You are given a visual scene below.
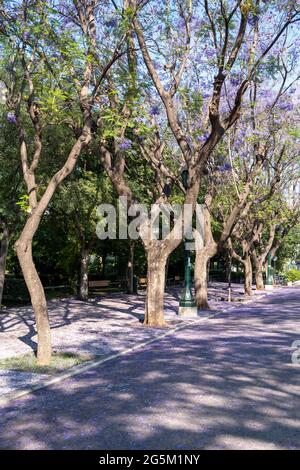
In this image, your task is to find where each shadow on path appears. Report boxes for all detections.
[0,288,299,449]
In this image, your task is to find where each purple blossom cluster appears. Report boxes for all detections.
[22,30,30,41]
[229,76,240,87]
[150,105,160,116]
[6,112,16,124]
[219,163,232,172]
[197,132,209,144]
[277,102,293,112]
[105,17,118,29]
[186,136,194,149]
[248,14,259,27]
[205,48,215,59]
[119,139,132,151]
[202,91,210,99]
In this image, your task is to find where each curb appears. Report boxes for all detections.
[0,310,221,407]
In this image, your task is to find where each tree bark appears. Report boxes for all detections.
[244,255,253,296]
[0,223,9,308]
[194,249,210,309]
[144,247,167,327]
[79,245,89,301]
[165,254,170,289]
[15,215,51,365]
[193,202,217,310]
[255,261,265,290]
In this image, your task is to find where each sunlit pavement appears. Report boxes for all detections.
[0,283,262,397]
[0,286,299,450]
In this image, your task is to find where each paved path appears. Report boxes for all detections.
[0,283,262,397]
[0,287,299,450]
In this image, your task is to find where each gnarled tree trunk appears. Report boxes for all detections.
[15,127,92,365]
[79,245,90,301]
[144,246,168,327]
[0,223,9,308]
[15,214,51,365]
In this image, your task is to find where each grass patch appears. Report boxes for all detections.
[0,351,94,375]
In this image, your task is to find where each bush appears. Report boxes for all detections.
[283,269,300,283]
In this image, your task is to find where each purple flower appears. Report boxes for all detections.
[150,105,160,116]
[119,139,132,151]
[105,17,118,29]
[230,77,240,87]
[219,163,232,172]
[23,30,30,41]
[205,48,215,59]
[223,163,232,171]
[6,112,16,124]
[278,102,293,112]
[196,132,209,144]
[248,15,259,27]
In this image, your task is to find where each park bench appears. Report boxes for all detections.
[88,279,111,294]
[138,277,147,288]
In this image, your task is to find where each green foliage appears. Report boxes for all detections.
[16,195,31,213]
[179,87,203,116]
[283,269,300,283]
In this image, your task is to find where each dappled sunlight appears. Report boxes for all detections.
[0,288,299,449]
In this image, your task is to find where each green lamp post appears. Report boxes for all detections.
[265,253,273,290]
[273,256,277,286]
[178,169,198,317]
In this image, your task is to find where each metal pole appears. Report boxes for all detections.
[179,242,196,309]
[266,253,273,286]
[228,251,232,302]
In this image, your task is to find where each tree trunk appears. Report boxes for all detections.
[193,201,217,310]
[244,255,252,296]
[79,245,89,301]
[144,247,167,327]
[255,261,265,290]
[0,223,9,308]
[165,254,170,289]
[101,251,107,277]
[194,249,210,310]
[15,217,51,365]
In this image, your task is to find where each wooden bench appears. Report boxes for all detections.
[138,277,147,288]
[88,280,111,294]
